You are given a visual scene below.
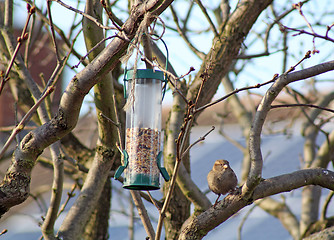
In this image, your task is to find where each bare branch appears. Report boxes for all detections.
[51,0,115,30]
[100,0,123,31]
[193,0,218,36]
[253,169,334,198]
[281,25,334,43]
[180,168,334,239]
[0,86,54,159]
[195,74,279,114]
[244,60,334,196]
[57,184,77,218]
[271,103,334,114]
[46,0,61,62]
[0,3,35,94]
[182,126,215,159]
[170,5,205,59]
[321,190,334,221]
[130,190,155,239]
[41,142,63,240]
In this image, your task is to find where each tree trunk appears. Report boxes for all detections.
[163,79,191,239]
[83,179,111,240]
[164,184,190,239]
[300,186,321,235]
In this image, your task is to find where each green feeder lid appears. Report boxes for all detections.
[125,69,165,81]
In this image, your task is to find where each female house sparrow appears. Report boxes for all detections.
[207,160,238,206]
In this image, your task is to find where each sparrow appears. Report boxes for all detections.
[207,159,238,206]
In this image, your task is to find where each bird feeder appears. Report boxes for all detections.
[114,38,170,190]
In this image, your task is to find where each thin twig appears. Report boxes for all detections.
[271,103,334,114]
[166,67,194,104]
[155,114,193,239]
[25,0,89,66]
[325,23,334,39]
[146,191,161,211]
[47,0,61,62]
[0,125,36,132]
[281,25,334,43]
[284,1,320,53]
[246,1,311,61]
[24,7,35,66]
[284,86,331,142]
[193,0,218,36]
[0,3,35,95]
[181,1,194,33]
[195,73,279,114]
[170,5,205,59]
[0,86,55,159]
[72,35,116,69]
[155,50,216,239]
[40,57,66,97]
[321,190,334,221]
[237,202,260,240]
[155,155,182,240]
[196,50,311,114]
[57,184,77,218]
[181,126,215,159]
[51,0,116,30]
[99,112,120,127]
[293,2,315,34]
[100,0,123,31]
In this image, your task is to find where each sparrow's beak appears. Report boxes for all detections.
[223,164,228,169]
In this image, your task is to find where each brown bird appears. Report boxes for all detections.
[207,159,238,206]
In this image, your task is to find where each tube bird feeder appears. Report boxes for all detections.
[114,38,170,190]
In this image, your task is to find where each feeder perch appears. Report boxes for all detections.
[114,40,170,190]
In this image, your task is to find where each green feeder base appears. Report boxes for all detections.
[123,173,160,190]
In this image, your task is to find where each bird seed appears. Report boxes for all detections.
[125,127,161,176]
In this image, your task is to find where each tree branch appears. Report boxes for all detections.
[244,60,334,196]
[253,169,334,199]
[41,142,63,240]
[193,0,218,36]
[0,3,34,94]
[179,168,334,239]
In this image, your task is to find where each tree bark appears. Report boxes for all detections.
[81,0,114,239]
[303,226,334,240]
[83,179,111,240]
[162,56,191,238]
[300,92,334,234]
